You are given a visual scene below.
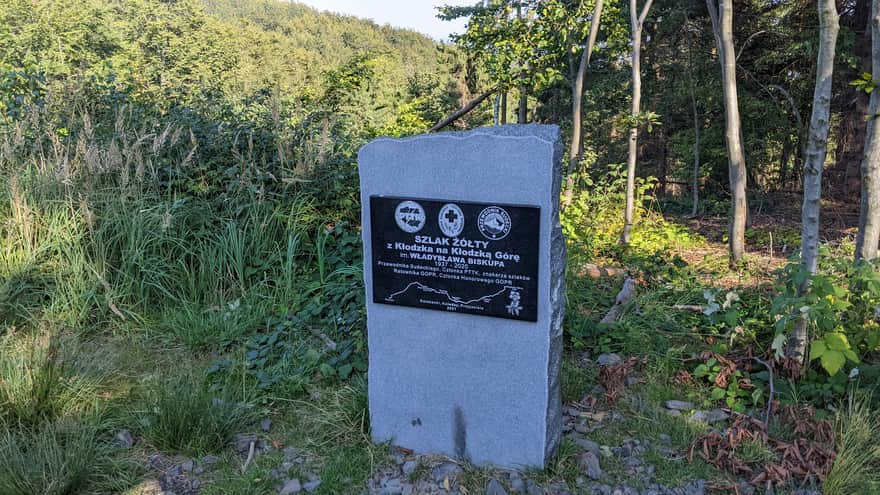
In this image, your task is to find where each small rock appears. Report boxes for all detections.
[261,418,273,432]
[664,400,695,411]
[573,438,601,457]
[114,429,134,449]
[380,478,403,495]
[303,480,321,493]
[691,409,729,423]
[658,434,672,444]
[509,477,525,494]
[280,478,302,494]
[578,451,602,480]
[402,460,418,476]
[178,459,194,473]
[234,434,258,454]
[401,483,414,495]
[201,455,219,467]
[147,454,165,470]
[283,446,301,462]
[431,462,462,483]
[487,478,508,495]
[574,423,591,434]
[624,376,639,386]
[596,354,621,366]
[590,385,606,396]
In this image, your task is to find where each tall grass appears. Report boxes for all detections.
[0,335,102,427]
[134,375,258,455]
[824,393,880,495]
[0,105,326,337]
[0,419,105,495]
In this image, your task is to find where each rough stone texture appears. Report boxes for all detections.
[691,409,729,423]
[664,400,695,411]
[359,125,565,468]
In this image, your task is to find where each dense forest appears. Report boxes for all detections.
[0,0,878,494]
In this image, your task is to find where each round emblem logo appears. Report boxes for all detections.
[438,203,464,237]
[477,206,512,240]
[394,200,426,233]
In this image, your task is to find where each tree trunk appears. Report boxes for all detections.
[563,0,605,207]
[501,92,507,124]
[517,3,528,124]
[707,0,748,264]
[780,133,791,190]
[622,0,654,244]
[690,77,701,217]
[789,0,839,364]
[856,0,880,261]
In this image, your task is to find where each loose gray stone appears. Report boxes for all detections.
[402,460,418,476]
[573,438,601,457]
[658,434,672,444]
[178,459,194,472]
[302,480,321,493]
[359,125,565,468]
[487,478,508,495]
[431,462,462,483]
[280,479,302,494]
[114,429,134,449]
[578,451,602,480]
[664,400,695,411]
[509,477,525,494]
[691,409,729,423]
[261,418,273,432]
[380,478,403,495]
[201,455,219,467]
[596,354,621,366]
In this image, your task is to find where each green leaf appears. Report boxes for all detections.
[809,340,827,361]
[820,350,846,375]
[710,387,726,400]
[824,332,850,351]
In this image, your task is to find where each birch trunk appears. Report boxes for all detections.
[563,0,605,207]
[856,0,880,261]
[707,0,748,263]
[789,0,839,363]
[622,0,653,244]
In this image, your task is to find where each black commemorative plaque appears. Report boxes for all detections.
[369,196,540,321]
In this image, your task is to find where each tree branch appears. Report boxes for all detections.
[429,87,497,132]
